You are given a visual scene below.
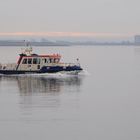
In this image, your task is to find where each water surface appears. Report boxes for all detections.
[0,46,140,140]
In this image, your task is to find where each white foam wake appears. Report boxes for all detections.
[0,70,90,78]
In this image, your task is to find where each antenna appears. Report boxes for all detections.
[21,40,33,55]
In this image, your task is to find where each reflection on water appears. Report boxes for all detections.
[0,75,82,95]
[0,75,83,109]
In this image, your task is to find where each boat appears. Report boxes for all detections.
[0,47,83,75]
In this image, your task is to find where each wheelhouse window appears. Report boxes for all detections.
[28,58,32,64]
[52,59,55,63]
[49,58,53,63]
[33,58,37,64]
[42,58,50,63]
[44,58,47,63]
[46,58,49,63]
[54,58,59,63]
[52,58,56,63]
[57,59,60,63]
[22,58,27,64]
[42,58,46,64]
[37,58,40,64]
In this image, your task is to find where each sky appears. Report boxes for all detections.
[0,0,140,40]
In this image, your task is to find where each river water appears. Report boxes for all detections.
[0,46,140,140]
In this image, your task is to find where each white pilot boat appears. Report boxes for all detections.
[0,47,83,75]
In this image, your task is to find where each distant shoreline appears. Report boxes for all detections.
[0,41,139,46]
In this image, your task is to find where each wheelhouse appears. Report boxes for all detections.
[17,53,61,71]
[20,54,61,64]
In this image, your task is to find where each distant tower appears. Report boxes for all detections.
[134,35,140,45]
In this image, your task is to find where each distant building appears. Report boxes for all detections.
[134,35,140,45]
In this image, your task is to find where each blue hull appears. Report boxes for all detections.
[0,66,83,75]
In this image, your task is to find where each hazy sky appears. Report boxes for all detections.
[0,0,140,38]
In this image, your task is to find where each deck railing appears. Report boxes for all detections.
[0,63,17,70]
